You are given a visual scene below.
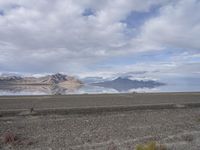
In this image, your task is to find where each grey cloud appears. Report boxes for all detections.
[136,0,200,51]
[0,0,199,74]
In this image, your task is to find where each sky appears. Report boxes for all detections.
[0,0,200,78]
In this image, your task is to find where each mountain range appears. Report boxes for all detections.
[92,77,165,91]
[0,73,166,93]
[0,73,83,89]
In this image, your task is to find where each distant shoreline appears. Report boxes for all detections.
[0,91,199,97]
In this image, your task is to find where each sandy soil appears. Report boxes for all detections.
[0,92,200,111]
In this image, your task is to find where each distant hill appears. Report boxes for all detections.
[0,73,83,88]
[92,77,165,91]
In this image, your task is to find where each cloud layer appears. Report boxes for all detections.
[0,0,199,75]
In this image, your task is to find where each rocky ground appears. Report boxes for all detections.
[1,108,200,150]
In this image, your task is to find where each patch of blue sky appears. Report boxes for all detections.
[183,54,200,63]
[0,4,20,16]
[10,4,21,9]
[87,49,179,72]
[121,5,161,38]
[0,10,4,16]
[97,49,177,67]
[121,5,160,29]
[170,48,200,63]
[82,8,95,16]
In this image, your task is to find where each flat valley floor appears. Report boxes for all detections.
[0,93,200,150]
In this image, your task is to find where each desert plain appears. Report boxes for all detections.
[0,92,200,150]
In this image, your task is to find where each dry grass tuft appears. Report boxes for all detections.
[2,131,18,144]
[1,131,35,147]
[136,141,167,150]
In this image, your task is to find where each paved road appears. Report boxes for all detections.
[0,92,200,111]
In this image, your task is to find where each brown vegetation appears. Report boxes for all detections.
[136,141,167,150]
[2,131,18,144]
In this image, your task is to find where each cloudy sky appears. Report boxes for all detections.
[0,0,200,78]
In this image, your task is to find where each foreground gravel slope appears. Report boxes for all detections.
[1,108,200,150]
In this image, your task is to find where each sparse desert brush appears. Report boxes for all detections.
[2,131,18,144]
[1,131,33,146]
[197,118,200,122]
[136,141,167,150]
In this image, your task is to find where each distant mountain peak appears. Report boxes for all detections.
[115,77,123,80]
[49,73,68,84]
[92,77,165,91]
[0,75,22,81]
[52,73,66,77]
[115,77,128,80]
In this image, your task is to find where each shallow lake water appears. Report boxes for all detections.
[0,75,199,95]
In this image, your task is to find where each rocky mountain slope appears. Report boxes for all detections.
[0,73,83,88]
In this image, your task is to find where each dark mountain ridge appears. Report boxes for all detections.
[92,77,165,91]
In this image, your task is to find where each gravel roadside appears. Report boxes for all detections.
[1,108,200,150]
